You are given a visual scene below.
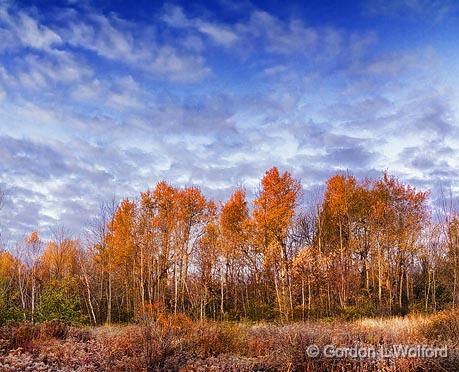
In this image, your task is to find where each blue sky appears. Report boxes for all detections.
[1,0,459,243]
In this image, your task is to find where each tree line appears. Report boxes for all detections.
[1,167,459,324]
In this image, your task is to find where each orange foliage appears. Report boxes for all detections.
[253,166,301,252]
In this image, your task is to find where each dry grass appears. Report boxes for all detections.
[0,312,458,371]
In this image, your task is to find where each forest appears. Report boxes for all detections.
[1,167,458,326]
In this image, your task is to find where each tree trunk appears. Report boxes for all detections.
[107,270,112,325]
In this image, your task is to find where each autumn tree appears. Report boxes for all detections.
[0,250,22,324]
[151,181,178,310]
[1,168,452,323]
[219,188,249,318]
[38,231,85,324]
[174,187,214,314]
[447,217,459,307]
[40,230,79,282]
[105,198,137,321]
[253,167,301,321]
[320,174,357,308]
[195,220,220,320]
[88,199,116,324]
[372,173,428,314]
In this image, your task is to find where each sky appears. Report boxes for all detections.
[1,0,459,244]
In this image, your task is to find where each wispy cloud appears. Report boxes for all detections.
[364,0,457,22]
[0,1,458,243]
[0,5,62,51]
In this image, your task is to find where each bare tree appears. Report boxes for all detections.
[437,186,459,307]
[14,241,28,320]
[76,239,98,325]
[87,197,117,325]
[29,232,43,323]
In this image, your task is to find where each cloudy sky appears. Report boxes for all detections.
[1,0,459,244]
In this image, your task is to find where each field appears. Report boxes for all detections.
[1,311,458,371]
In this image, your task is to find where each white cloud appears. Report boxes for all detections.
[365,0,457,22]
[162,5,238,46]
[0,1,458,244]
[0,5,62,51]
[239,11,318,54]
[195,21,238,45]
[16,12,62,50]
[150,46,210,82]
[0,5,211,84]
[17,52,93,89]
[71,79,103,101]
[162,5,376,63]
[65,14,142,62]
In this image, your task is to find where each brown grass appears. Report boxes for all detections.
[1,311,458,371]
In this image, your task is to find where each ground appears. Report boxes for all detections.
[0,311,458,371]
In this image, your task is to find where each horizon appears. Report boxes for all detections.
[1,0,459,244]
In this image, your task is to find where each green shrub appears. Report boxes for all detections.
[337,295,376,320]
[0,306,23,326]
[36,279,88,325]
[247,300,276,321]
[0,280,23,325]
